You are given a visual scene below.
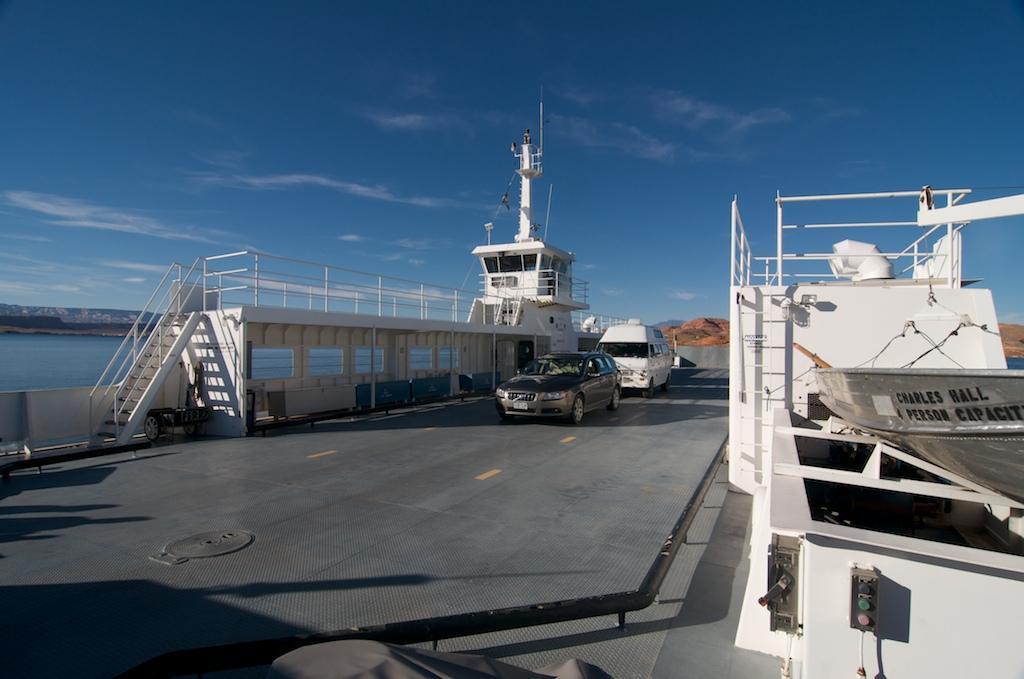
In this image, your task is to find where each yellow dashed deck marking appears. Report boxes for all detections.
[560,436,576,444]
[307,450,338,459]
[475,469,502,481]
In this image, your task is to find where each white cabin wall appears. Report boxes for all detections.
[800,535,1024,679]
[729,285,1005,495]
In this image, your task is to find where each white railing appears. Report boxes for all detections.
[734,189,972,288]
[203,251,478,322]
[731,197,753,286]
[571,311,631,334]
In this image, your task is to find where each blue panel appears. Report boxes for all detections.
[458,374,473,392]
[411,376,451,401]
[355,383,371,407]
[375,380,411,405]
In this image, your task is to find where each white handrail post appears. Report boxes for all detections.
[355,291,359,314]
[324,267,329,312]
[730,198,737,285]
[946,192,955,288]
[308,284,312,310]
[378,276,383,316]
[132,324,138,365]
[219,274,224,311]
[393,296,397,317]
[176,263,183,314]
[203,258,208,312]
[254,254,260,307]
[776,192,784,285]
[453,290,459,322]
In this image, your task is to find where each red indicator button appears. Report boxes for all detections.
[857,613,872,627]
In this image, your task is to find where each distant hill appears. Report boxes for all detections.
[656,317,1024,359]
[0,303,143,325]
[1003,324,1024,358]
[659,318,729,346]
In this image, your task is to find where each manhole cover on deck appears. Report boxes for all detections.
[150,530,254,565]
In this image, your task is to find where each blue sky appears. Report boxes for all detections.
[1,1,1023,323]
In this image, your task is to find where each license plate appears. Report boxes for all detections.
[512,401,530,411]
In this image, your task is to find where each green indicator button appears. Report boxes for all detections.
[858,598,871,611]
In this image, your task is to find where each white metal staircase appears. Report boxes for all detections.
[90,258,204,445]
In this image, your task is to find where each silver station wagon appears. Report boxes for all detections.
[495,352,621,424]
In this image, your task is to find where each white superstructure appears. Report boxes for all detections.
[728,188,1024,678]
[0,114,628,453]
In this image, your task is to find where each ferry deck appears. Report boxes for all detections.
[0,368,777,678]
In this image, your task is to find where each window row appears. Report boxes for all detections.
[250,345,461,379]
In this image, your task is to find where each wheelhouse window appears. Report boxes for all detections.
[484,257,499,273]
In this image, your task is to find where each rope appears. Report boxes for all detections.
[902,322,966,368]
[856,321,913,368]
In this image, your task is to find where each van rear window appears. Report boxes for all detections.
[600,342,649,358]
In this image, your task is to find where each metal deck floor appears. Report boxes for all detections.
[0,368,775,678]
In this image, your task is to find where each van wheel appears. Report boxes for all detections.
[643,380,655,399]
[661,375,670,392]
[569,395,585,425]
[606,387,620,411]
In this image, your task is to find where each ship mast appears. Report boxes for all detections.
[512,105,543,243]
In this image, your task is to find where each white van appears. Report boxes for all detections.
[597,320,673,397]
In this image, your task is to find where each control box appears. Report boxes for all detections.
[850,566,880,632]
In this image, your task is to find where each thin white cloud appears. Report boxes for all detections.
[193,150,251,170]
[670,290,698,301]
[191,172,485,210]
[551,115,675,161]
[652,91,791,137]
[100,259,169,273]
[338,234,365,242]
[602,287,624,297]
[555,85,603,107]
[399,72,437,99]
[362,109,463,132]
[3,191,225,244]
[122,277,146,284]
[407,258,425,266]
[0,232,51,242]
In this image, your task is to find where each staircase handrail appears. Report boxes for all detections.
[109,258,205,428]
[90,262,183,398]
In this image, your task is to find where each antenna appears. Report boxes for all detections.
[484,222,494,245]
[539,92,544,154]
[544,185,553,241]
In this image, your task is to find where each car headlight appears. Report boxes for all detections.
[495,388,507,398]
[541,391,565,401]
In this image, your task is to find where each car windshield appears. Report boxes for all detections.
[600,342,649,358]
[522,357,583,376]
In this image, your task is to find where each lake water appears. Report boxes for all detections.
[2,333,1023,392]
[0,334,123,392]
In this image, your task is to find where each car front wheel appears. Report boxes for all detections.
[569,394,585,425]
[606,387,620,411]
